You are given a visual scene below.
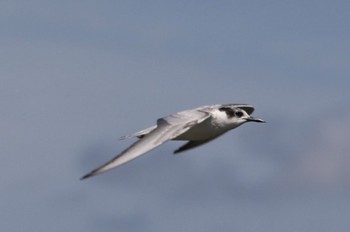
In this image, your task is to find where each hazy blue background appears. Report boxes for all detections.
[1,1,349,231]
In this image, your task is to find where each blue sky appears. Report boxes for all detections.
[1,1,350,231]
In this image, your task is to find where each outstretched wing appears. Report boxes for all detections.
[81,110,211,179]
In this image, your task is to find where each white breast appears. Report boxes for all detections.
[174,111,230,141]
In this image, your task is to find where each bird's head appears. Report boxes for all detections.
[218,104,265,128]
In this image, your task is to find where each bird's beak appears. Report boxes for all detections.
[246,116,266,123]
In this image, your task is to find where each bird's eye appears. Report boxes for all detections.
[235,111,243,118]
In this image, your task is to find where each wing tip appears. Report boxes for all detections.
[80,167,103,180]
[80,171,95,180]
[173,146,186,154]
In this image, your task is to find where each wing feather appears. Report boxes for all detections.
[119,125,157,140]
[81,110,211,179]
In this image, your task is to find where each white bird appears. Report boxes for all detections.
[81,104,265,179]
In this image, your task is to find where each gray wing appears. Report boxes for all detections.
[81,110,211,179]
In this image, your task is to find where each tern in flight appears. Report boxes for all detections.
[81,104,265,179]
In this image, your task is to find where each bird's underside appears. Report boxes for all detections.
[121,124,217,154]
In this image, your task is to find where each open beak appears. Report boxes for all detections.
[246,116,266,123]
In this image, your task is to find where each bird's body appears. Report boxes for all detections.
[171,110,233,141]
[81,104,265,179]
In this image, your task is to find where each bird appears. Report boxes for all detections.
[81,104,265,180]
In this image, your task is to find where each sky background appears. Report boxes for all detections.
[1,1,350,231]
